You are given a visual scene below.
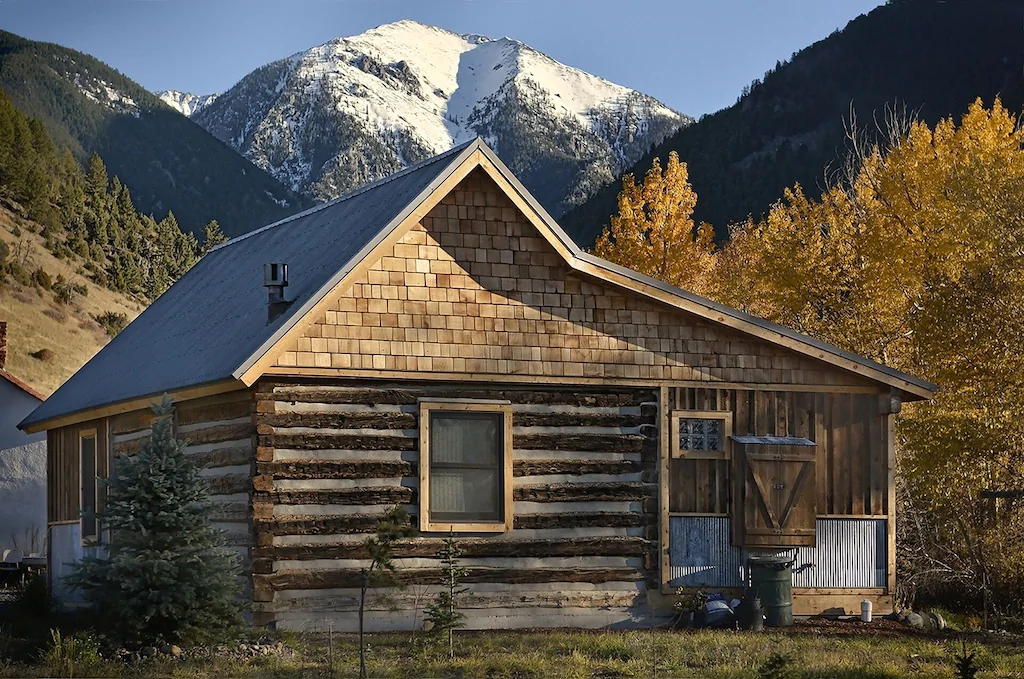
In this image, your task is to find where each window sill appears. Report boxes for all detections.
[420,519,512,534]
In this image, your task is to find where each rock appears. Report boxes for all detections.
[141,646,157,658]
[903,612,925,629]
[169,645,183,658]
[929,611,946,631]
[422,620,434,632]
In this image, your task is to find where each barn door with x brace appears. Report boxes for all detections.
[733,437,817,547]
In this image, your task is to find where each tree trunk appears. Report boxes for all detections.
[359,568,368,679]
[448,573,454,660]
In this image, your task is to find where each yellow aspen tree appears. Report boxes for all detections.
[714,99,1024,603]
[593,151,717,296]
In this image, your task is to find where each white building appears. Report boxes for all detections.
[0,322,47,558]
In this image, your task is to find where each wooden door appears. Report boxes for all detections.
[738,443,817,547]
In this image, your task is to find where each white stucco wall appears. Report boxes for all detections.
[48,522,86,603]
[0,377,46,555]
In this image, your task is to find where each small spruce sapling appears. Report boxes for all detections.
[757,652,796,679]
[424,532,468,659]
[66,396,242,645]
[359,506,415,679]
[954,638,979,679]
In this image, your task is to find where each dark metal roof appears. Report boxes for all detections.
[19,140,476,429]
[21,137,936,431]
[731,435,817,446]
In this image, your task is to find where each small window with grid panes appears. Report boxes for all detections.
[670,411,731,460]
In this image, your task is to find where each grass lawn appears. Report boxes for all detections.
[2,621,1023,678]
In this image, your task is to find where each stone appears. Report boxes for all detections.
[141,646,157,658]
[169,645,183,658]
[902,612,925,629]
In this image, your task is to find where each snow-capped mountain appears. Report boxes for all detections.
[188,20,691,216]
[156,90,219,117]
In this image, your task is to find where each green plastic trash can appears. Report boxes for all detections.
[748,554,795,627]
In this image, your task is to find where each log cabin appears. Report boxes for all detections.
[19,138,936,630]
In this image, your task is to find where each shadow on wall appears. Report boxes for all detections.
[0,440,47,555]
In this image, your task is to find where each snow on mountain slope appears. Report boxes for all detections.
[156,90,219,116]
[193,20,691,216]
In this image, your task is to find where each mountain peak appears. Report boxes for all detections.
[156,90,219,117]
[188,21,691,217]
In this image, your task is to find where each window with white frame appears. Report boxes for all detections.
[670,411,732,460]
[80,430,99,543]
[418,400,512,532]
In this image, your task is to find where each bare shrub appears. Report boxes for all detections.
[43,307,68,323]
[29,348,54,362]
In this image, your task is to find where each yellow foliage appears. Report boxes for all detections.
[713,99,1024,601]
[593,151,717,296]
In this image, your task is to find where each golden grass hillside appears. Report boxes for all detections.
[0,208,143,396]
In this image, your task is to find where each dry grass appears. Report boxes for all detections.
[0,208,143,395]
[2,627,1023,678]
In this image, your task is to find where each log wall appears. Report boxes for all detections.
[250,378,659,630]
[108,391,257,571]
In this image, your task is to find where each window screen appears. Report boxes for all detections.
[429,411,503,523]
[80,435,98,540]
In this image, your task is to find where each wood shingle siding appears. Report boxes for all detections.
[271,169,874,388]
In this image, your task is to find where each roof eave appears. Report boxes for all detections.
[18,378,245,434]
[0,369,46,402]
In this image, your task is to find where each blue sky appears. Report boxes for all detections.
[1,0,885,115]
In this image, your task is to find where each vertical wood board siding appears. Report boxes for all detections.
[47,418,108,523]
[666,388,887,518]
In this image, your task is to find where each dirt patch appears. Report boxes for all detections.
[781,616,933,638]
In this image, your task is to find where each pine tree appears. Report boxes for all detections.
[66,397,242,645]
[201,219,228,254]
[85,154,108,205]
[424,532,468,659]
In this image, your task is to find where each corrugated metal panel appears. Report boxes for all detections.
[668,516,744,588]
[792,518,886,588]
[668,516,886,589]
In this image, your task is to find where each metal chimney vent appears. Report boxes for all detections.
[263,263,290,322]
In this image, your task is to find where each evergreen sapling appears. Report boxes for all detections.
[67,397,242,645]
[424,532,468,659]
[359,506,415,679]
